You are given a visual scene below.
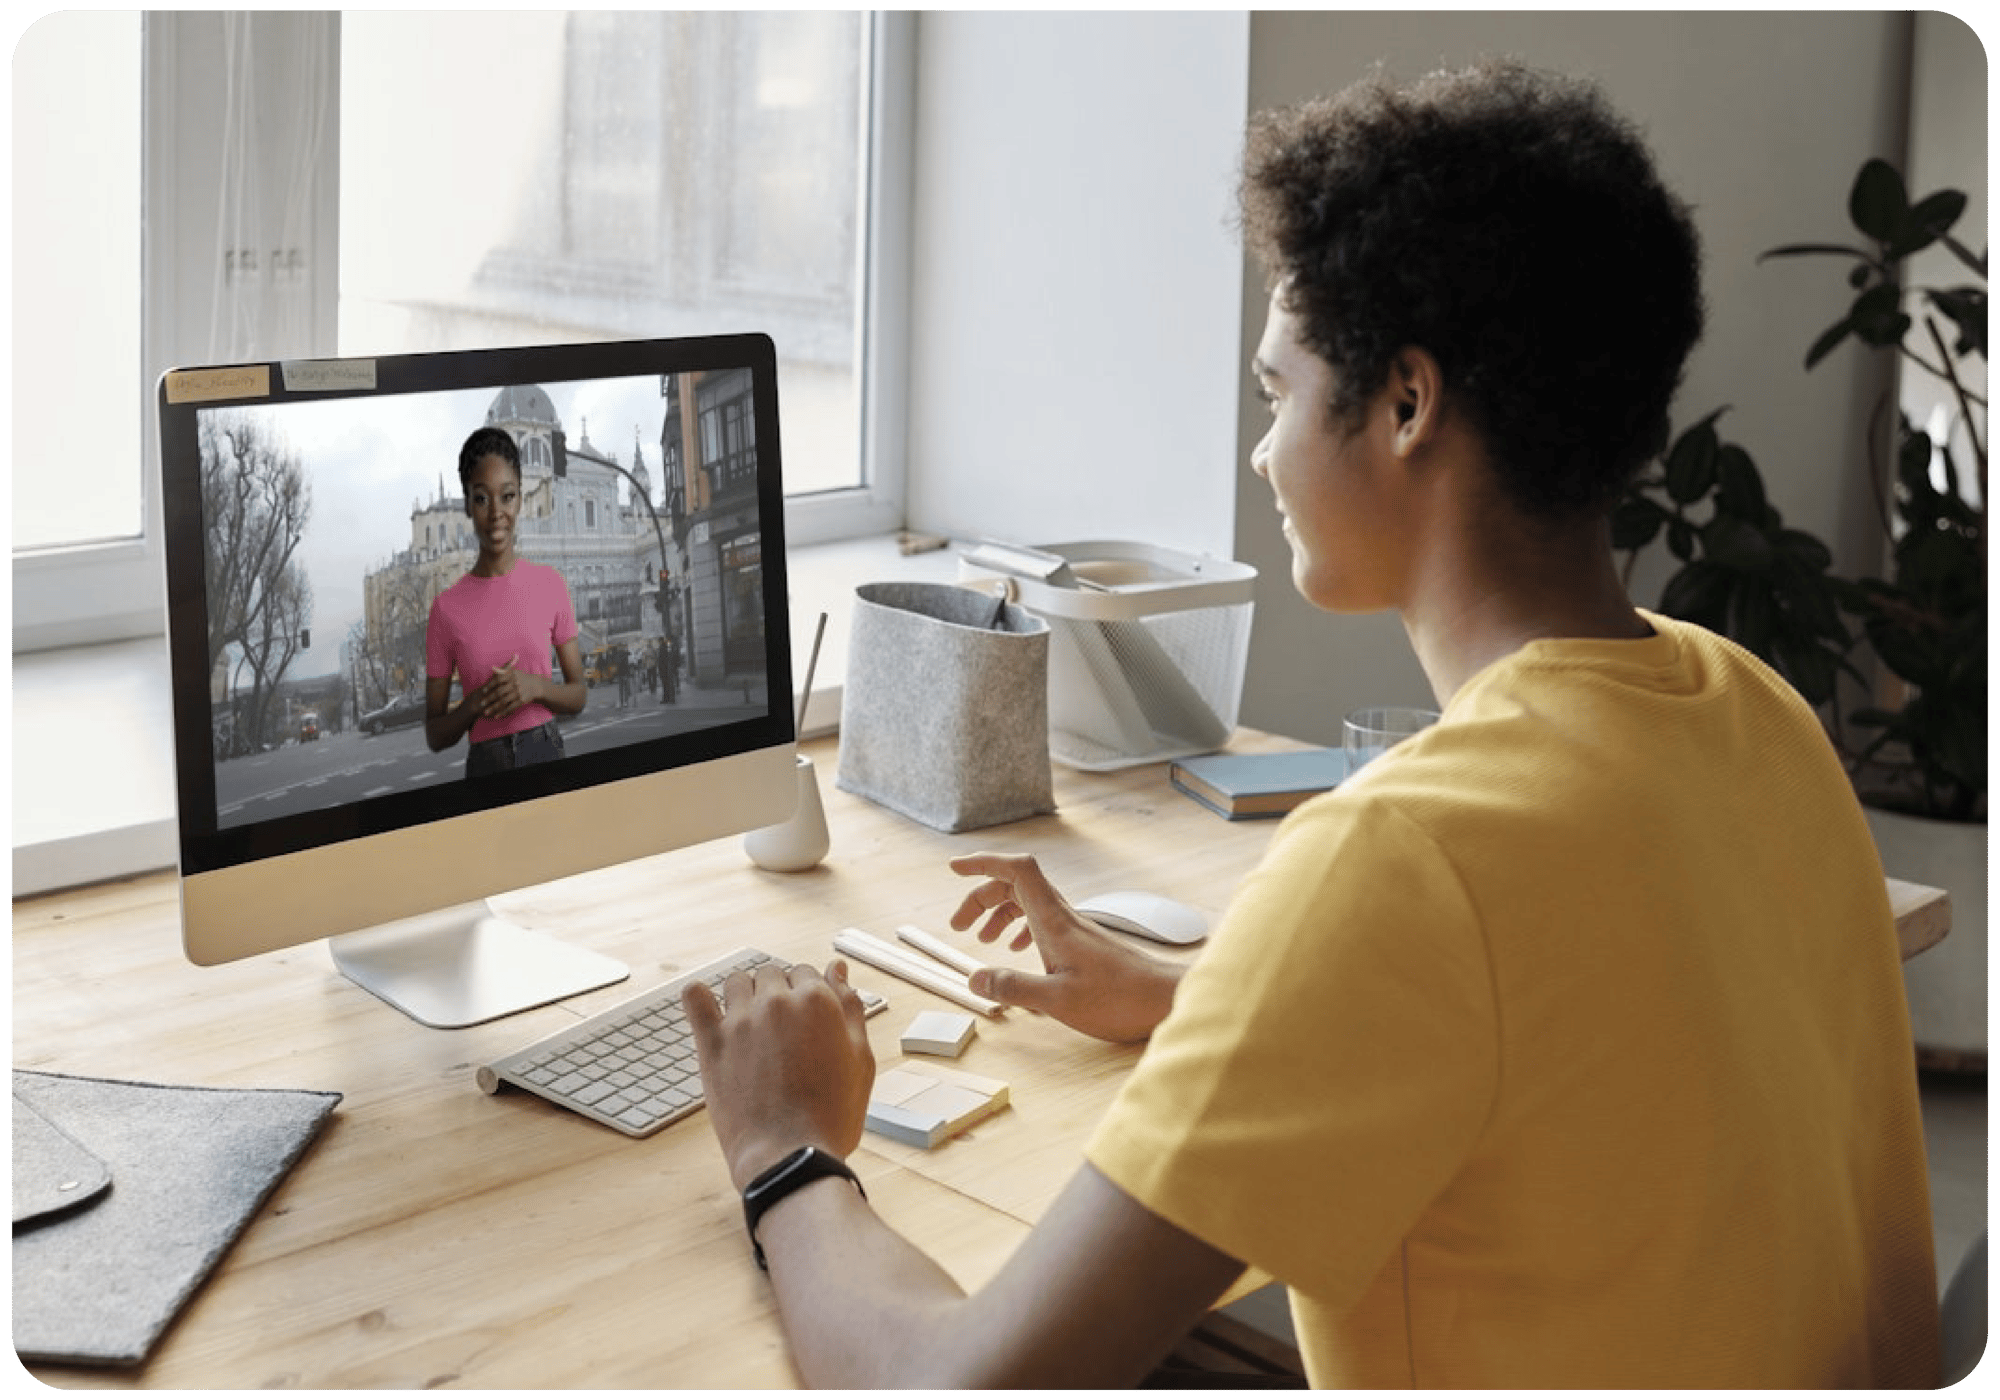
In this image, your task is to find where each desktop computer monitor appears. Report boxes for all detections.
[159,333,798,1028]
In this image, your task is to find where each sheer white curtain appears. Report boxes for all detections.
[204,12,337,365]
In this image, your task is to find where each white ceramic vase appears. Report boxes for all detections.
[1865,804,1987,1069]
[742,753,831,873]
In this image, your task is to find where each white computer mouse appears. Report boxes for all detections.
[1074,890,1210,946]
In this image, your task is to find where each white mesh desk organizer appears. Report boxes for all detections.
[960,541,1256,771]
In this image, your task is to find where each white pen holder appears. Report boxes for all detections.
[743,753,831,872]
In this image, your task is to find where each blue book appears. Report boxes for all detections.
[1168,747,1347,820]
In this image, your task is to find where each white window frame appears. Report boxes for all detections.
[10,11,912,654]
[789,8,912,548]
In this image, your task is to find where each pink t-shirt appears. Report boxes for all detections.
[426,561,579,743]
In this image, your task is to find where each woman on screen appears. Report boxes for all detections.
[424,426,587,778]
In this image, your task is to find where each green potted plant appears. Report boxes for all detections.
[1616,157,1986,1064]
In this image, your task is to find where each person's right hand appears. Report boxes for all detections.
[947,852,1183,1043]
[683,959,874,1192]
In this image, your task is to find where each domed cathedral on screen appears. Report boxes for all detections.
[361,371,768,705]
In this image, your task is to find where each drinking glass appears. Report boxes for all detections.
[1343,705,1440,774]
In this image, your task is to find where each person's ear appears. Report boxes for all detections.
[1386,347,1444,454]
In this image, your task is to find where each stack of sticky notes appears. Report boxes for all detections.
[900,1009,977,1058]
[865,1063,1009,1149]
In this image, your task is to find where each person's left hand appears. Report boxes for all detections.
[474,653,536,719]
[684,960,875,1189]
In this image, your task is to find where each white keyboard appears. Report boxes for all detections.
[476,946,885,1137]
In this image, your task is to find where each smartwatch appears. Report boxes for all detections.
[740,1145,865,1271]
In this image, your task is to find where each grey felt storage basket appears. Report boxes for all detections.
[836,581,1055,833]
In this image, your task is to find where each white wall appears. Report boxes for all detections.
[904,12,1251,557]
[1232,12,1920,744]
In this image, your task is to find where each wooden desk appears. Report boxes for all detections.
[1888,877,1952,962]
[13,735,1277,1388]
[13,733,1950,1387]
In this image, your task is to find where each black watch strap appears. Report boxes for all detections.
[740,1145,865,1271]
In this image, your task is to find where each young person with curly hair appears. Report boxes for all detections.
[683,60,1940,1387]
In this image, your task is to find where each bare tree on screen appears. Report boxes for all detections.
[200,410,314,755]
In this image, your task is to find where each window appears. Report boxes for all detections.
[340,12,877,503]
[12,13,142,554]
[10,11,157,651]
[12,11,910,653]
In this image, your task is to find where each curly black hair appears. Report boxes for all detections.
[1240,59,1704,518]
[457,425,522,490]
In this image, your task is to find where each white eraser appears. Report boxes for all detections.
[900,1009,977,1058]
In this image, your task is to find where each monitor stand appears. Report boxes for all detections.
[328,901,629,1029]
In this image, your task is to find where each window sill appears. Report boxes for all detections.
[11,634,179,897]
[9,532,965,900]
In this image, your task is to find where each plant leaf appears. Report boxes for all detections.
[1687,405,1731,434]
[1849,158,1909,244]
[1773,557,1849,642]
[1897,428,1936,501]
[1827,575,1875,613]
[1663,420,1719,503]
[1773,633,1838,706]
[1893,188,1968,259]
[1714,444,1768,521]
[1729,581,1778,660]
[1804,317,1854,369]
[1759,241,1876,263]
[1926,287,1987,359]
[1866,611,1942,687]
[1848,282,1910,347]
[1610,496,1665,551]
[1667,519,1695,562]
[1659,561,1731,627]
[1774,528,1832,572]
[1701,514,1773,571]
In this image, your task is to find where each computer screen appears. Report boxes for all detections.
[159,334,798,1027]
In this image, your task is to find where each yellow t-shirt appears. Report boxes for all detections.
[1088,616,1939,1387]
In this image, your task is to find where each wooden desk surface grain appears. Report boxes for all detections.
[13,732,1949,1387]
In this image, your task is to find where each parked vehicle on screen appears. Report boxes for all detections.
[361,693,426,735]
